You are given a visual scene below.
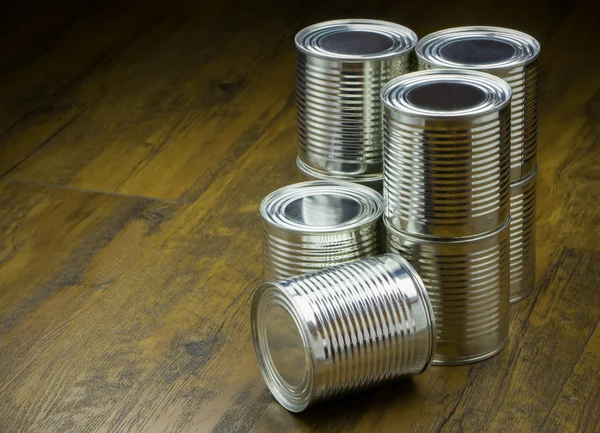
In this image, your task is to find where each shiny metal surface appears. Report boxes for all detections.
[297,160,383,192]
[509,167,537,303]
[261,181,383,281]
[381,69,512,238]
[385,218,510,365]
[416,27,540,181]
[296,19,417,184]
[251,254,436,412]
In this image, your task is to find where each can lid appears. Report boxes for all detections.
[260,181,383,233]
[295,19,417,61]
[416,26,540,71]
[251,282,315,412]
[381,69,512,119]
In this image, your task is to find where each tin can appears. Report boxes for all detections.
[251,253,436,412]
[416,26,540,181]
[509,166,537,303]
[381,69,512,238]
[296,19,417,185]
[261,181,383,281]
[385,218,510,365]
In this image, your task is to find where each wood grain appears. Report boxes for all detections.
[0,0,599,432]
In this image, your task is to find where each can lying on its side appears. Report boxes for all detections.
[296,19,418,187]
[251,254,436,412]
[385,218,510,365]
[509,166,537,303]
[260,181,383,281]
[381,69,512,238]
[416,26,540,181]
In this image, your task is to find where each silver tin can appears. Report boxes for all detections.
[509,166,537,303]
[251,254,436,412]
[261,181,383,281]
[381,69,512,238]
[296,19,417,185]
[416,27,540,181]
[385,218,510,365]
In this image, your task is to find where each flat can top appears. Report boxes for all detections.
[261,181,383,233]
[296,19,417,61]
[381,69,512,119]
[416,26,540,70]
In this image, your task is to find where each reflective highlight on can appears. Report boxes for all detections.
[509,166,537,303]
[296,19,417,185]
[251,254,436,412]
[416,26,540,181]
[261,181,383,281]
[381,69,512,238]
[385,219,510,365]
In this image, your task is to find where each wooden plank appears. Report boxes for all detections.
[542,322,600,432]
[0,1,298,201]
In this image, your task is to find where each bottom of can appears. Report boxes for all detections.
[432,339,508,366]
[297,158,383,191]
[510,287,534,304]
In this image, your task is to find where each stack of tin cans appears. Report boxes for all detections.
[381,69,513,364]
[416,27,540,303]
[250,20,540,411]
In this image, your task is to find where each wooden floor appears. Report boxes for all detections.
[0,0,599,431]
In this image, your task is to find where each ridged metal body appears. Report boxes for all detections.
[509,167,537,303]
[381,69,512,238]
[261,181,383,281]
[416,27,540,181]
[251,254,436,412]
[296,19,417,185]
[385,219,510,365]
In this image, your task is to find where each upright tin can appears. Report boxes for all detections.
[296,19,418,187]
[509,166,537,303]
[416,26,540,181]
[385,218,510,365]
[381,69,512,238]
[251,254,436,412]
[260,181,383,281]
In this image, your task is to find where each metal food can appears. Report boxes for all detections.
[509,166,537,303]
[260,181,383,281]
[381,69,512,238]
[251,254,436,412]
[296,19,418,186]
[416,26,540,181]
[385,218,510,365]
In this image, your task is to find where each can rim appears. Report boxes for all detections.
[251,282,316,412]
[384,216,511,243]
[260,181,383,234]
[297,157,383,185]
[295,19,417,61]
[381,69,512,119]
[416,26,540,71]
[383,253,437,371]
[511,165,538,188]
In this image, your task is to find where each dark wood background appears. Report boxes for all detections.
[0,0,599,431]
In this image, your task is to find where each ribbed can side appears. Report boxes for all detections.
[297,52,413,180]
[498,61,538,180]
[385,220,510,365]
[509,168,537,302]
[383,104,511,238]
[262,222,381,281]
